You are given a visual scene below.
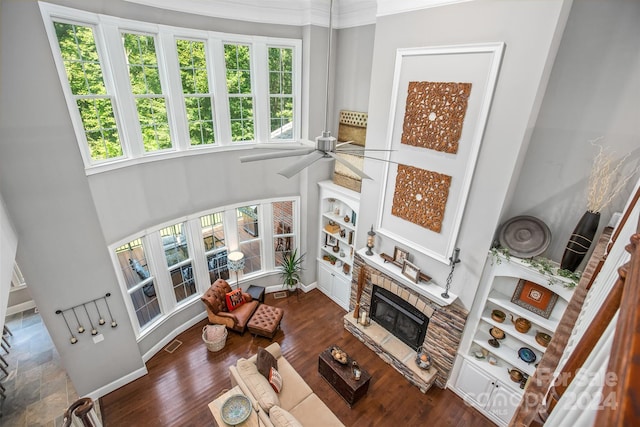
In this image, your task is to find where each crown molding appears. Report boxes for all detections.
[123,0,466,28]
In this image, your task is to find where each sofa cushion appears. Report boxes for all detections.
[289,393,345,427]
[269,367,283,393]
[225,289,245,311]
[257,347,278,379]
[270,405,303,427]
[236,358,280,413]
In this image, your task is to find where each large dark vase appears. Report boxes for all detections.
[560,211,600,272]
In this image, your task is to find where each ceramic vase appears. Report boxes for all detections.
[560,211,600,272]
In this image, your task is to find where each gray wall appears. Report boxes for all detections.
[357,0,572,309]
[503,0,640,264]
[0,0,330,396]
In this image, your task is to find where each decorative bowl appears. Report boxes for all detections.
[518,347,537,364]
[536,332,552,347]
[331,346,349,364]
[491,309,506,323]
[221,394,252,425]
[415,348,432,370]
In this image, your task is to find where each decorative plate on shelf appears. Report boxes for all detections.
[518,347,537,364]
[221,394,252,425]
[498,215,551,258]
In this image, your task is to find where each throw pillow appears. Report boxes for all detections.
[269,406,303,427]
[225,289,245,312]
[268,366,283,393]
[237,358,280,412]
[256,347,278,379]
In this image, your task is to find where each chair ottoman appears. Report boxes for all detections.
[247,304,284,339]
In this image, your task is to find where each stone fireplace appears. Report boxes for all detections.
[370,285,429,350]
[344,253,468,391]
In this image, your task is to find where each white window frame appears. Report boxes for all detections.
[39,2,302,175]
[109,196,299,340]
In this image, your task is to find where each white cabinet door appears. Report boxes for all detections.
[487,382,519,425]
[455,359,495,409]
[332,271,351,310]
[317,262,332,295]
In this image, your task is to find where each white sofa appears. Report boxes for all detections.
[229,342,345,427]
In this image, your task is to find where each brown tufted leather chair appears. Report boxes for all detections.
[201,278,260,333]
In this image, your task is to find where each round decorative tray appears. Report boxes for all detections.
[498,215,551,258]
[221,394,252,425]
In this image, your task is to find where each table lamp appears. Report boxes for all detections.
[227,251,245,289]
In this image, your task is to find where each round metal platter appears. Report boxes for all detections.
[221,394,252,425]
[498,216,551,258]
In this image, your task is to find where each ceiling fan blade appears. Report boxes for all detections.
[327,152,372,180]
[252,141,314,150]
[240,148,315,163]
[278,151,326,178]
[336,140,354,148]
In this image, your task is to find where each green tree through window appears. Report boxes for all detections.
[123,33,172,152]
[225,44,254,142]
[176,39,215,146]
[268,47,294,140]
[54,22,123,161]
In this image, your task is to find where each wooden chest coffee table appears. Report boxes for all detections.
[318,346,371,407]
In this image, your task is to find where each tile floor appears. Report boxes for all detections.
[0,309,92,426]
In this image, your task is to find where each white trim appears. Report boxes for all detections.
[85,366,148,401]
[376,0,473,17]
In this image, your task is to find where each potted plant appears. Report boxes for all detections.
[278,248,305,292]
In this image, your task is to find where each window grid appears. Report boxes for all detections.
[122,32,172,152]
[176,39,216,146]
[53,22,123,161]
[160,223,196,303]
[201,212,230,281]
[225,43,254,142]
[237,206,261,274]
[268,47,294,140]
[273,200,295,267]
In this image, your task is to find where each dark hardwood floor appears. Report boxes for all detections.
[99,289,494,427]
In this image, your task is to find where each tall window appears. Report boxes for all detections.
[273,201,294,266]
[268,47,294,140]
[122,32,172,152]
[115,239,161,329]
[237,205,261,273]
[41,4,302,171]
[225,43,254,142]
[53,22,123,162]
[176,39,215,146]
[160,223,196,303]
[201,212,228,281]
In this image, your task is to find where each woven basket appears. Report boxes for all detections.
[202,325,227,352]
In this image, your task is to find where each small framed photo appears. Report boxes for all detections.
[393,246,410,265]
[511,279,558,319]
[328,235,337,246]
[401,260,420,283]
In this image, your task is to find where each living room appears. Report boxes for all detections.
[0,0,638,426]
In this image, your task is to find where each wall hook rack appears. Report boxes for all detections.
[56,293,116,344]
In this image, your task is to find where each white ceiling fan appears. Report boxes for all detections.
[239,0,392,179]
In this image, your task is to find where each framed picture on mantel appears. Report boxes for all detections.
[401,260,420,283]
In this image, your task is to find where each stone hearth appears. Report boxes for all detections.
[347,253,468,389]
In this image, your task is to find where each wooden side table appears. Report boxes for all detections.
[318,346,371,407]
[208,386,259,427]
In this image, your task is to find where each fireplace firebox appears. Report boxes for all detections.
[370,285,429,350]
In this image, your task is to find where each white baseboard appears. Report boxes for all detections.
[85,366,148,401]
[264,281,316,294]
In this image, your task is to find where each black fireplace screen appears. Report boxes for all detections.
[370,285,429,350]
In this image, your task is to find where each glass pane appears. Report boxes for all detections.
[237,206,259,240]
[201,212,225,251]
[160,223,188,267]
[136,97,172,152]
[229,97,254,142]
[273,201,294,267]
[176,39,209,94]
[274,237,294,267]
[77,98,123,160]
[207,250,229,282]
[114,239,150,290]
[268,47,294,141]
[131,285,161,328]
[225,44,252,94]
[171,264,195,302]
[123,33,161,95]
[240,240,261,274]
[185,96,215,146]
